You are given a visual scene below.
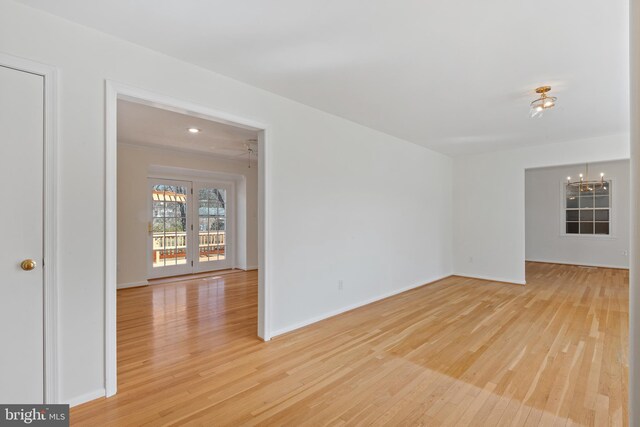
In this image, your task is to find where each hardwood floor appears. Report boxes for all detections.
[71,263,629,426]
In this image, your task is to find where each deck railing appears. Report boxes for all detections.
[152,231,225,262]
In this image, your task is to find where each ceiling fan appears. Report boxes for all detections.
[233,139,258,168]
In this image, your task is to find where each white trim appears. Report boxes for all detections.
[0,52,60,404]
[117,281,149,290]
[67,388,105,408]
[115,86,267,130]
[119,139,258,165]
[105,81,118,398]
[242,265,259,271]
[258,129,272,341]
[148,165,245,183]
[105,81,271,397]
[270,274,451,338]
[453,273,527,286]
[526,259,629,270]
[558,234,619,241]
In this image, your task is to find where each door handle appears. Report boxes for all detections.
[20,259,37,271]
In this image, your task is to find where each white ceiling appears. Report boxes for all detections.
[18,0,629,155]
[117,100,258,159]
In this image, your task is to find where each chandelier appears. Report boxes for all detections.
[530,86,557,118]
[566,164,606,193]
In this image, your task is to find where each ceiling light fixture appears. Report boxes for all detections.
[530,86,557,118]
[187,127,201,133]
[566,164,606,193]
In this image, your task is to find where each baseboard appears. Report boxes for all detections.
[117,280,148,289]
[526,259,629,270]
[270,273,452,338]
[66,388,105,407]
[234,265,258,271]
[452,273,526,286]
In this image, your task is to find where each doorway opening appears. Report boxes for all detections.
[106,83,270,397]
[524,159,630,283]
[116,98,260,284]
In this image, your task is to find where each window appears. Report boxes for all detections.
[565,181,611,235]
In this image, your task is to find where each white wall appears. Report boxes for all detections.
[525,160,630,269]
[453,134,630,284]
[117,143,259,287]
[0,0,453,404]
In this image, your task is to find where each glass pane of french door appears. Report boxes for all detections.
[196,185,230,271]
[149,180,193,277]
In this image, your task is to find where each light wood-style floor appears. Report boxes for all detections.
[72,263,629,426]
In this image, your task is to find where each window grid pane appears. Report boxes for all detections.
[152,184,188,269]
[565,181,610,236]
[198,187,226,263]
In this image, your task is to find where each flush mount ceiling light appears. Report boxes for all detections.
[187,127,201,133]
[566,163,606,194]
[530,86,557,118]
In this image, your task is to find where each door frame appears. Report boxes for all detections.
[105,81,272,397]
[0,52,59,403]
[145,177,236,277]
[147,166,244,272]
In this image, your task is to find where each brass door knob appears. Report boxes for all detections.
[20,259,37,271]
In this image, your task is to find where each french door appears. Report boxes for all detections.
[194,182,232,272]
[149,179,193,278]
[149,178,232,278]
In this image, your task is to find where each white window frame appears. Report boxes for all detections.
[559,177,617,239]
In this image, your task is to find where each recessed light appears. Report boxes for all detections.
[187,127,200,134]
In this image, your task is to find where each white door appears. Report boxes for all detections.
[0,65,45,403]
[194,183,232,272]
[148,179,193,278]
